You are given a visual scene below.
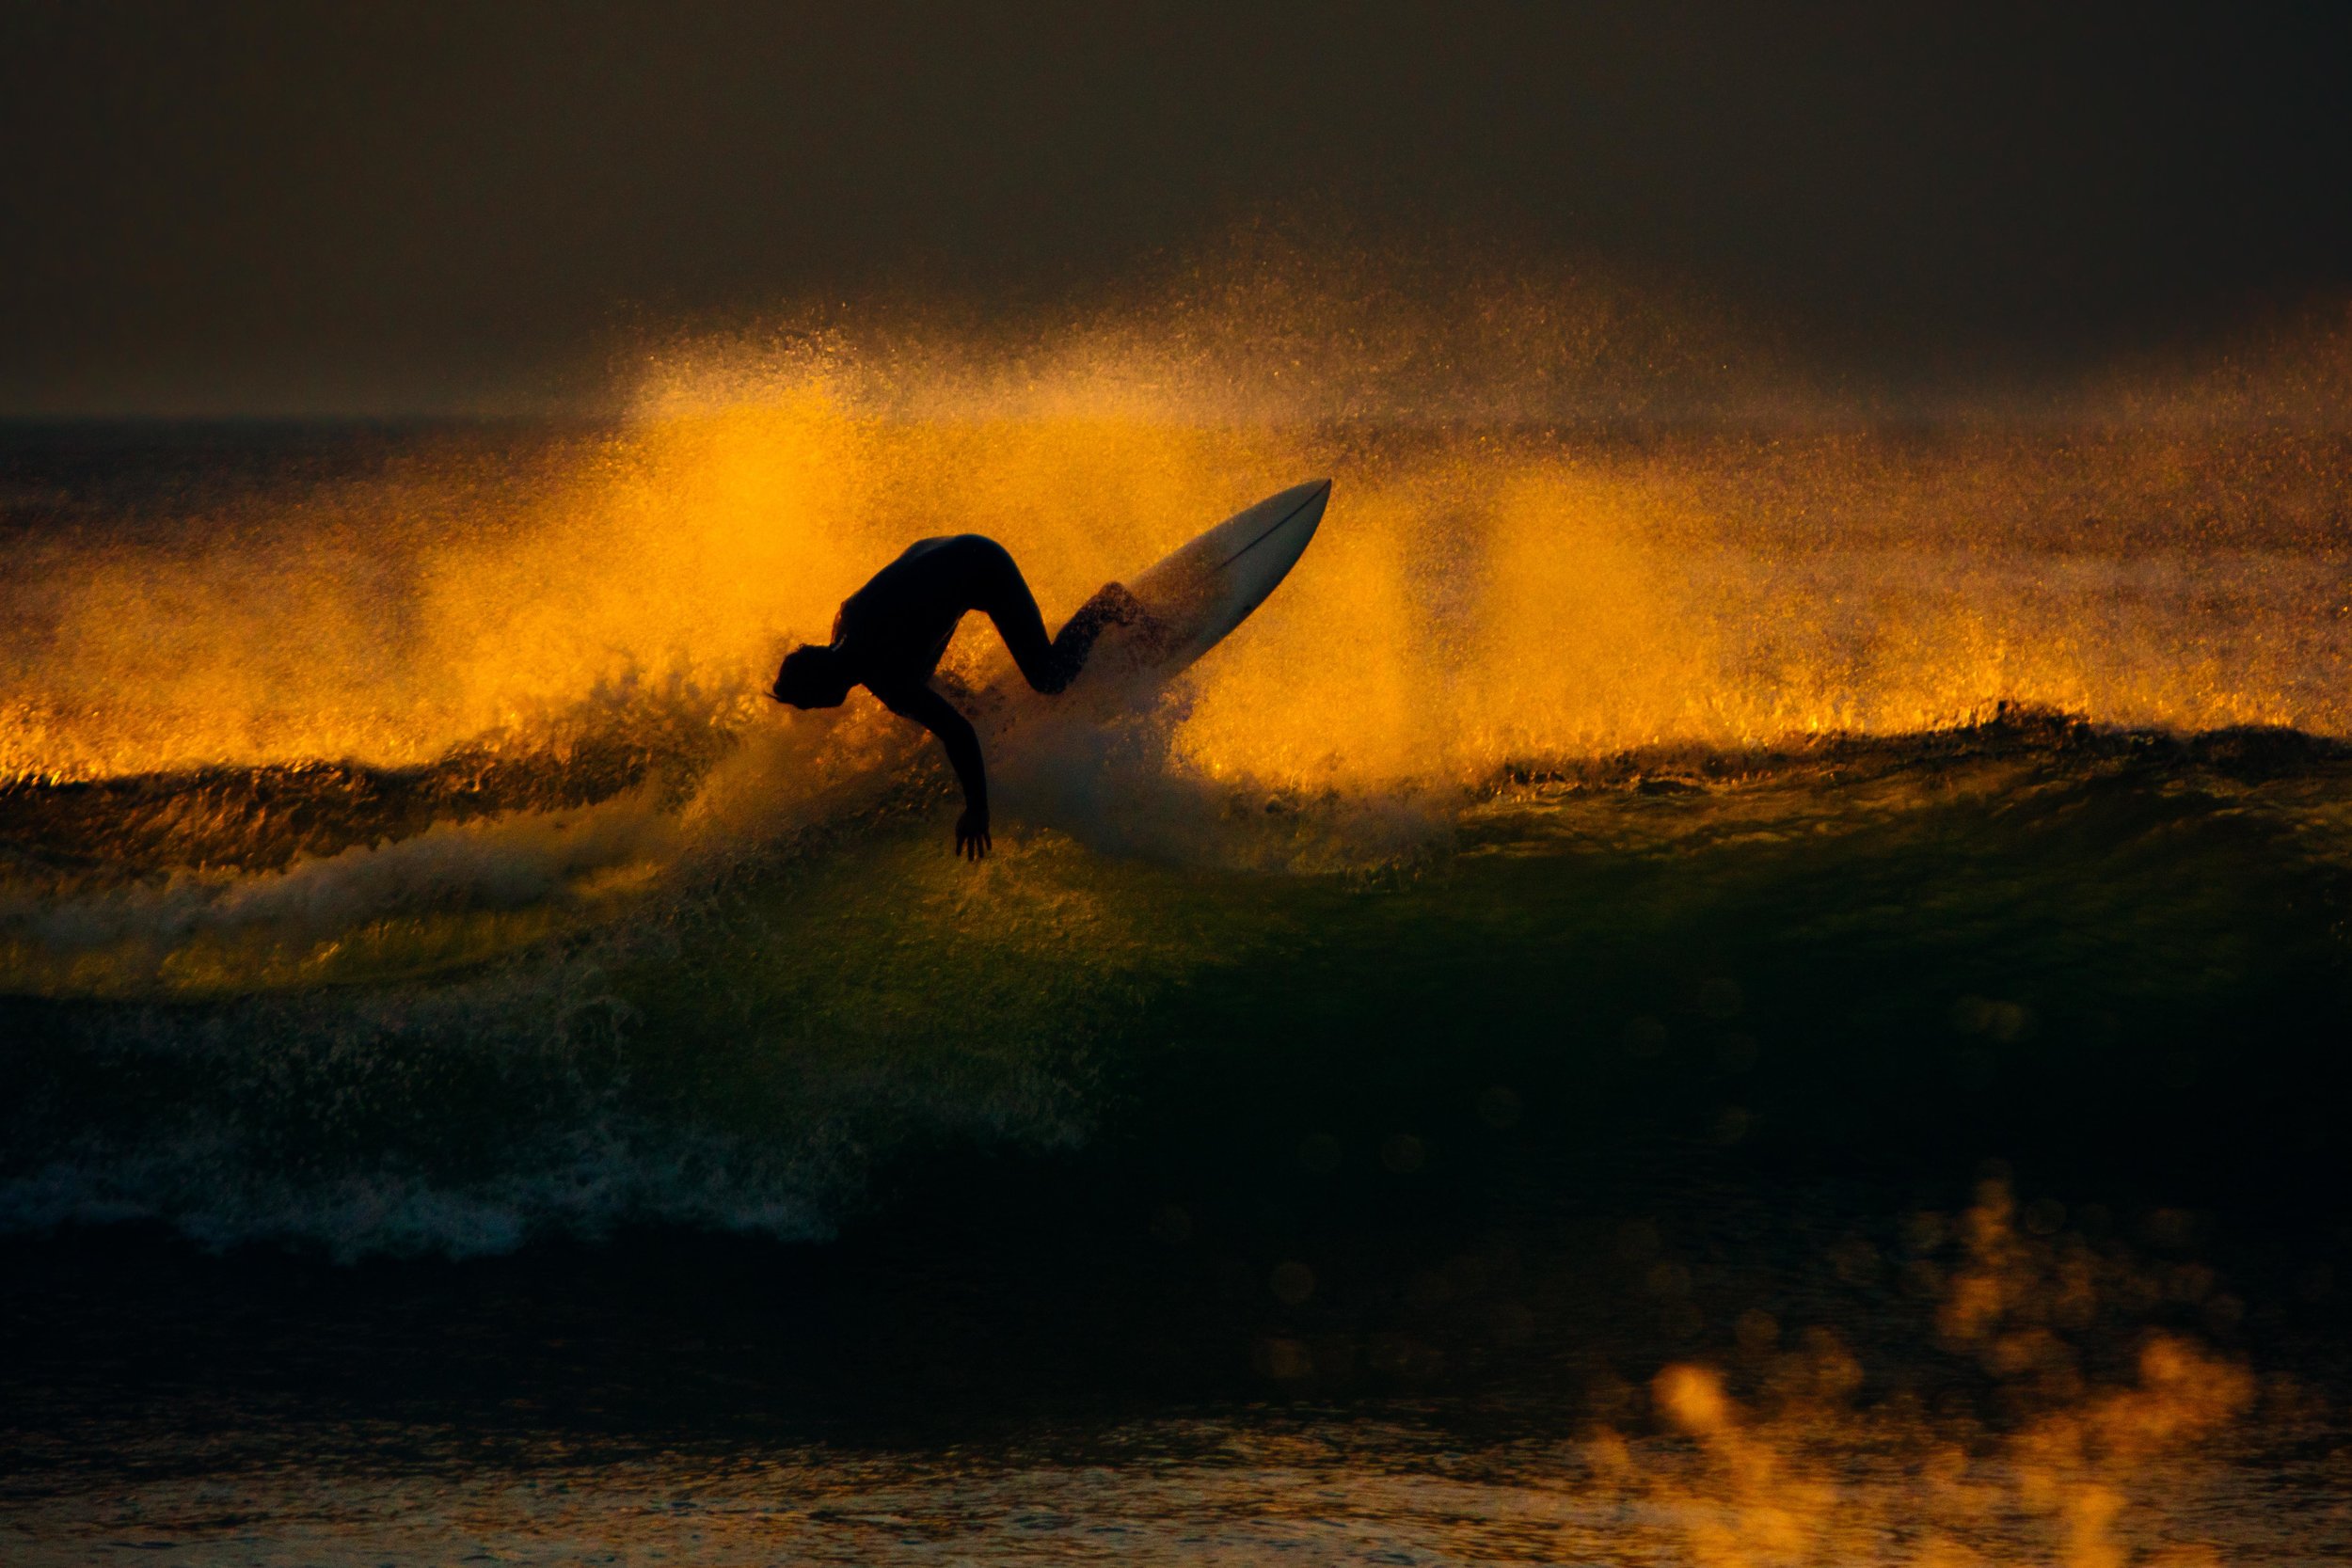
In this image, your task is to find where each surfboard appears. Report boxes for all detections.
[1122,477,1333,677]
[970,478,1330,736]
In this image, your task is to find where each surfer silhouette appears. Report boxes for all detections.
[770,534,1152,860]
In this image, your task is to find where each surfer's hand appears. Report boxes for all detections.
[955,806,992,861]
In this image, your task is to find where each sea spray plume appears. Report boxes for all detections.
[0,381,877,783]
[0,304,2343,1001]
[1,333,2347,978]
[5,248,2349,791]
[2086,294,2352,429]
[1582,1180,2260,1566]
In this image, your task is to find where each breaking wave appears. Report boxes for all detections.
[2,281,2348,1257]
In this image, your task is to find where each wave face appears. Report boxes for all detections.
[2,314,2349,1257]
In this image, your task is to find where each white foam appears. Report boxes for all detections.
[992,684,1454,873]
[1,787,677,956]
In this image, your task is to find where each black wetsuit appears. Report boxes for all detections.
[834,534,1104,701]
[828,534,1137,854]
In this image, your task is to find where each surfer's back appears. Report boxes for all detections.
[833,534,1020,681]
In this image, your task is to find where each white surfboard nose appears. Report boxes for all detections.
[1275,477,1332,527]
[1293,478,1331,530]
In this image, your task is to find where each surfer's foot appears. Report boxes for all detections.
[1076,581,1169,657]
[1074,580,1145,626]
[1045,582,1170,685]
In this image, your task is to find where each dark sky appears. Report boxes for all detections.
[5,2,2348,414]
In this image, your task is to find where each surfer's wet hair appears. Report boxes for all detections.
[772,644,852,708]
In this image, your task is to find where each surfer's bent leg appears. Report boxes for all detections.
[963,544,1056,690]
[977,548,1082,694]
[995,582,1147,693]
[973,543,1150,695]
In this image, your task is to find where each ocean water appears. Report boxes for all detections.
[4,372,2352,1563]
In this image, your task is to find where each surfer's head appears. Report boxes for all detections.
[771,644,852,708]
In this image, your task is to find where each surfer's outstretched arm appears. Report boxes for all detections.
[873,682,992,860]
